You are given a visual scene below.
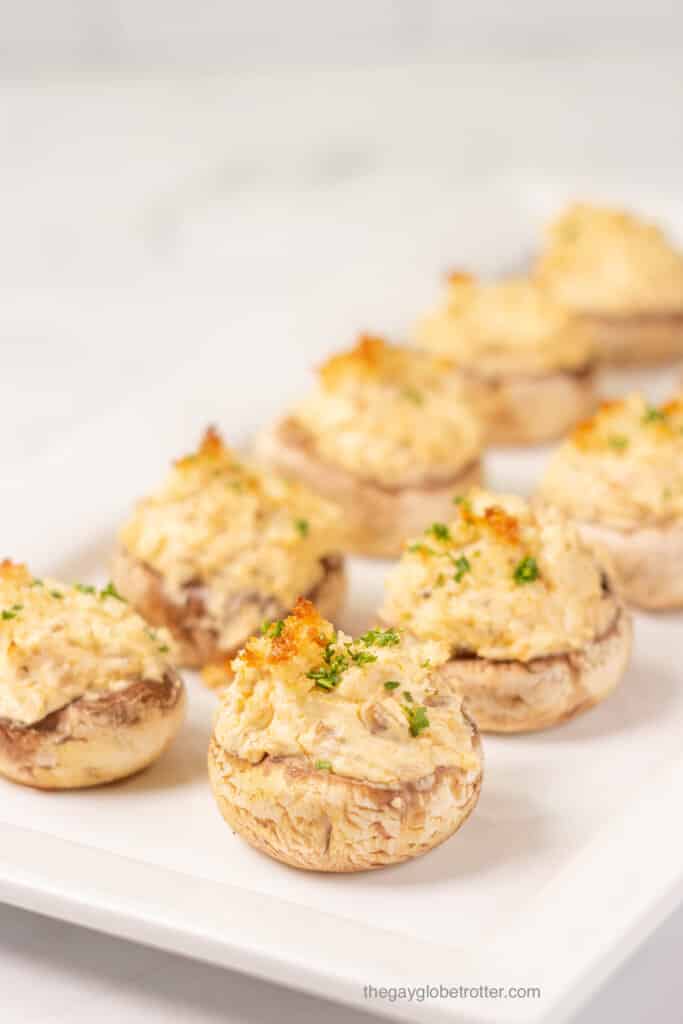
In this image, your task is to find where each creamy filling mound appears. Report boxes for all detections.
[536,203,683,315]
[212,598,480,786]
[119,428,343,648]
[0,561,173,725]
[287,335,482,487]
[381,490,613,662]
[418,275,593,376]
[541,394,683,528]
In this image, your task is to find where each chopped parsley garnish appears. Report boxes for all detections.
[348,646,377,666]
[1,604,22,621]
[294,517,310,538]
[315,760,332,771]
[607,434,629,451]
[435,573,446,587]
[427,522,451,542]
[307,638,349,691]
[420,658,431,669]
[74,583,96,594]
[403,690,414,703]
[99,582,125,602]
[158,644,170,654]
[262,619,284,638]
[403,704,430,737]
[50,590,63,599]
[30,578,43,587]
[513,556,539,585]
[452,555,471,582]
[359,627,400,648]
[642,406,666,424]
[402,387,423,405]
[384,680,400,690]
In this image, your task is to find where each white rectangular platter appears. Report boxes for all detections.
[2,348,683,1024]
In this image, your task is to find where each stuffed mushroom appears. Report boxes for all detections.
[0,560,185,789]
[380,491,632,733]
[535,203,683,365]
[255,335,484,557]
[113,427,345,676]
[208,598,483,871]
[417,274,596,446]
[540,394,683,609]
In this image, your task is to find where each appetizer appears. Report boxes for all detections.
[536,203,683,365]
[0,561,185,789]
[417,274,596,445]
[380,491,632,733]
[540,395,683,609]
[255,334,483,557]
[113,427,345,673]
[208,598,483,871]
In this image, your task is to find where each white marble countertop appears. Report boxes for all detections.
[2,54,683,1023]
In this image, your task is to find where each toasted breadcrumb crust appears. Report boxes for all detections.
[418,276,593,375]
[536,204,683,314]
[380,490,614,662]
[286,335,482,487]
[0,561,175,726]
[117,428,344,655]
[541,394,683,528]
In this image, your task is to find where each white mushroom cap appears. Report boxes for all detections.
[113,426,346,667]
[540,394,683,608]
[208,599,483,871]
[0,560,185,789]
[380,491,632,732]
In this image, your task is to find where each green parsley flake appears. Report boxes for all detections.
[50,590,64,599]
[384,680,400,690]
[360,627,400,648]
[403,690,414,703]
[99,582,125,602]
[262,619,285,638]
[513,556,539,585]
[435,573,446,587]
[453,555,471,582]
[315,760,332,771]
[30,578,43,587]
[607,434,629,451]
[402,387,424,405]
[294,517,310,538]
[348,646,377,666]
[1,604,22,621]
[404,704,430,737]
[74,583,96,594]
[307,639,349,691]
[427,522,451,542]
[642,406,666,424]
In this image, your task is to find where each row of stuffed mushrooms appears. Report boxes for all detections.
[2,199,682,872]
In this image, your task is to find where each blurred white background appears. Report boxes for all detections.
[1,4,683,1023]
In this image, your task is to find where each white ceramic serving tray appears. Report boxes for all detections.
[2,351,683,1024]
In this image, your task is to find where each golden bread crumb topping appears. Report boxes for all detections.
[536,204,683,314]
[289,335,482,486]
[418,275,593,374]
[0,561,173,725]
[212,599,480,785]
[119,429,342,649]
[380,490,613,661]
[541,394,683,527]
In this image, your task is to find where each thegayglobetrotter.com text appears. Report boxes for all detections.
[362,984,541,1004]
